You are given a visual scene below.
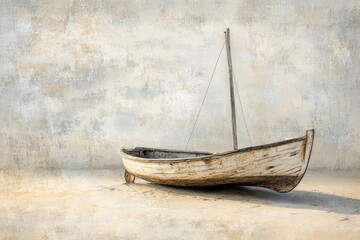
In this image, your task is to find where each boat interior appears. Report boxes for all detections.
[122,147,212,159]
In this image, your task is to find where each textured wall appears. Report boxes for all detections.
[0,0,359,170]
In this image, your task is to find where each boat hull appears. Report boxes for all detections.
[120,129,314,193]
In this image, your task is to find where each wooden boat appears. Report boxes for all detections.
[120,29,314,193]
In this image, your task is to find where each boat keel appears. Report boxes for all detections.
[124,170,135,184]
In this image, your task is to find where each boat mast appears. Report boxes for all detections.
[225,28,238,150]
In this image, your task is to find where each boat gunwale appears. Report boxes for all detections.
[120,132,310,163]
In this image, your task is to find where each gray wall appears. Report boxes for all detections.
[0,0,359,170]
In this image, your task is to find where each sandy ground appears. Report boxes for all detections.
[0,170,359,239]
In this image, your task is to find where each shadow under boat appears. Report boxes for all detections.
[135,181,360,216]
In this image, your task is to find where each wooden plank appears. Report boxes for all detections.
[225,28,238,150]
[121,130,315,192]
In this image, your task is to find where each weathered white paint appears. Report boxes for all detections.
[0,1,359,170]
[121,130,314,192]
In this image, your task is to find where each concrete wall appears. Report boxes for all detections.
[0,0,359,170]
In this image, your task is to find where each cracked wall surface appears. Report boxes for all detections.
[0,0,359,170]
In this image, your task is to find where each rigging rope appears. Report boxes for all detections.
[185,40,226,150]
[233,72,253,146]
[184,40,253,149]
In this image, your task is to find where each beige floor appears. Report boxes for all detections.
[0,170,359,239]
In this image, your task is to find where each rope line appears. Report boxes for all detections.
[233,72,253,146]
[185,41,226,150]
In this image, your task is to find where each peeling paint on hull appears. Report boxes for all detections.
[121,130,314,193]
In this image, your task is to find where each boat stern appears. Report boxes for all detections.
[270,129,314,193]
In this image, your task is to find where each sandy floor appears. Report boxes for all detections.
[0,170,359,239]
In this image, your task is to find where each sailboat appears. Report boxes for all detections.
[120,29,314,193]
